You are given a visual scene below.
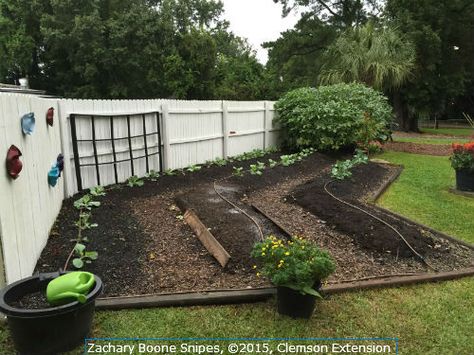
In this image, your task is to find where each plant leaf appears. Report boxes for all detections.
[72,258,84,269]
[74,243,86,254]
[85,251,98,260]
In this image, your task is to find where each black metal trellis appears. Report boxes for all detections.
[70,112,163,191]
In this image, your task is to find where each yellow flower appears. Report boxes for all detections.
[252,265,257,269]
[256,272,261,277]
[279,260,284,264]
[261,252,266,256]
[284,252,290,256]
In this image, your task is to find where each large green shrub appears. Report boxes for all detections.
[275,83,393,150]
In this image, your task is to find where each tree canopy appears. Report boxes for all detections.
[0,0,265,99]
[1,0,473,129]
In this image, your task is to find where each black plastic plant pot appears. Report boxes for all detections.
[456,169,474,192]
[276,285,319,319]
[0,272,103,355]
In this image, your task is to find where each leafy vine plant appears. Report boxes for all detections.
[63,186,106,270]
[331,149,369,180]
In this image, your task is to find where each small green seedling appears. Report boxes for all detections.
[127,175,144,187]
[186,165,202,172]
[163,169,177,176]
[280,155,297,167]
[249,161,266,176]
[89,186,106,197]
[232,166,244,177]
[75,212,98,233]
[331,150,369,180]
[72,243,98,269]
[74,194,101,210]
[145,170,160,181]
[268,159,278,168]
[213,158,228,167]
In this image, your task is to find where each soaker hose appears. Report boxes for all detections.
[324,180,436,271]
[213,178,265,242]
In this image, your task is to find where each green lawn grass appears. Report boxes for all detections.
[378,152,474,243]
[1,152,473,355]
[420,127,473,137]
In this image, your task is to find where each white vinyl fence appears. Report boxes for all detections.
[0,94,64,285]
[58,99,279,196]
[0,94,279,285]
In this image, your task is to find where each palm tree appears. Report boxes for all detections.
[319,22,415,91]
[319,22,416,130]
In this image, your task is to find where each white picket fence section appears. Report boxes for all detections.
[0,94,64,284]
[58,99,279,196]
[0,94,279,285]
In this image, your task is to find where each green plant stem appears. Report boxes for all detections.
[64,207,84,271]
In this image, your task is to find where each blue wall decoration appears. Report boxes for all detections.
[48,166,60,187]
[21,113,35,135]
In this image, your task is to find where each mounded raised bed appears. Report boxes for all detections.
[34,153,474,308]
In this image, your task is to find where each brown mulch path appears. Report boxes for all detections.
[384,141,451,156]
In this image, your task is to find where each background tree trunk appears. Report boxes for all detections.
[392,91,419,132]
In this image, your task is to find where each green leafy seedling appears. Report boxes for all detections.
[249,161,266,176]
[74,194,101,210]
[186,165,202,172]
[268,159,278,168]
[127,175,144,187]
[145,170,160,181]
[232,166,244,177]
[163,169,177,176]
[89,186,106,197]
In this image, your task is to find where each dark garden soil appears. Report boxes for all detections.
[10,290,51,309]
[34,152,474,298]
[384,141,451,156]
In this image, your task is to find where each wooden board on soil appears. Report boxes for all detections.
[35,153,474,298]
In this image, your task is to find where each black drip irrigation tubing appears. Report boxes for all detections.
[213,177,265,242]
[323,180,437,272]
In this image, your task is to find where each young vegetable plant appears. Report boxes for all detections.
[163,168,177,176]
[331,150,369,180]
[186,164,202,172]
[65,187,105,270]
[280,154,297,167]
[249,162,266,176]
[73,194,101,210]
[72,243,98,269]
[89,186,106,197]
[268,159,278,168]
[213,158,228,167]
[232,166,244,177]
[127,175,144,187]
[145,170,160,181]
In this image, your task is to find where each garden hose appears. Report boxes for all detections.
[323,180,437,271]
[213,178,265,242]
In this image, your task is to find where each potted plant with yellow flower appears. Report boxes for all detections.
[251,236,335,319]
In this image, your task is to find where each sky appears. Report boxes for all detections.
[222,0,301,64]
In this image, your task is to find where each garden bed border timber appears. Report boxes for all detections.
[95,162,474,310]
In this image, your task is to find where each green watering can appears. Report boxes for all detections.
[46,272,96,305]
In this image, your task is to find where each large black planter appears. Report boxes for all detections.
[0,272,102,355]
[276,282,321,319]
[456,169,474,192]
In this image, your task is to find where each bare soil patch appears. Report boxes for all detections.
[384,141,451,156]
